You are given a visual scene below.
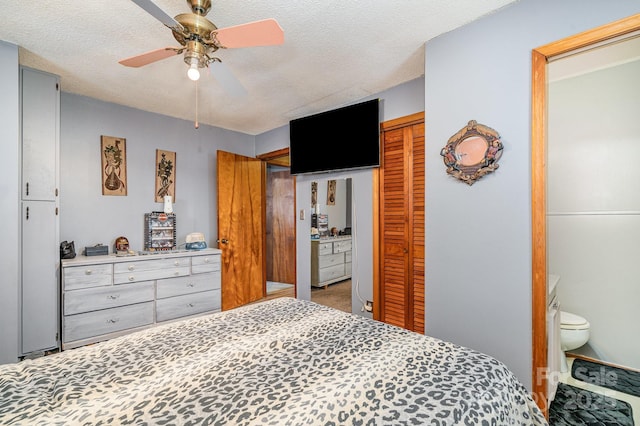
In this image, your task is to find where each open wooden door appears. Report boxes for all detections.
[266,168,296,284]
[217,150,265,310]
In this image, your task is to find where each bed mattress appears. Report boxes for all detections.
[0,297,547,425]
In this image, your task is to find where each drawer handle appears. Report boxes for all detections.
[187,303,194,308]
[128,265,135,271]
[108,294,120,300]
[129,276,135,281]
[174,261,179,266]
[174,271,180,276]
[85,269,93,275]
[187,283,195,287]
[203,258,210,263]
[107,318,119,324]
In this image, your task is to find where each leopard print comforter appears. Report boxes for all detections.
[0,298,547,425]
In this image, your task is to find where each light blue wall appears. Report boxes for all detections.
[255,77,425,156]
[255,77,426,316]
[0,41,20,364]
[424,0,639,388]
[60,93,255,252]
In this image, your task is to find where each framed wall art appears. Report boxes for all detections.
[101,135,127,195]
[327,179,336,205]
[155,149,176,202]
[311,181,318,208]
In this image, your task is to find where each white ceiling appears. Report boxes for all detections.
[1,0,518,135]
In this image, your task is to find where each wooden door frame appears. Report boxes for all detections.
[530,13,640,415]
[256,148,296,294]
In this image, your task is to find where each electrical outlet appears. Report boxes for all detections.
[364,300,373,312]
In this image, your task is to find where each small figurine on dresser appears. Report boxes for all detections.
[115,236,130,256]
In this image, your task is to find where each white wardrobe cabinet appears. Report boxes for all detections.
[20,67,60,356]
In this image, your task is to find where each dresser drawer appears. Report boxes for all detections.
[318,242,333,256]
[63,264,113,290]
[318,252,344,269]
[157,272,220,299]
[113,257,190,283]
[64,281,154,315]
[333,240,352,253]
[114,257,190,274]
[318,264,345,283]
[156,290,220,322]
[191,254,221,274]
[64,301,154,343]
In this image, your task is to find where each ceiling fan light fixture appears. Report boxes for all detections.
[187,59,201,81]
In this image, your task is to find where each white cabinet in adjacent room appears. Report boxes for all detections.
[20,67,60,356]
[311,236,352,288]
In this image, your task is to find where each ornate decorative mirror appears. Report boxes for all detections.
[440,120,503,185]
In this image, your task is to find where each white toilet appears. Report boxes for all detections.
[559,310,590,371]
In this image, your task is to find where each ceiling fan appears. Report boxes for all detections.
[119,0,284,96]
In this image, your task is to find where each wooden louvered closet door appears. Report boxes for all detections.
[379,112,425,333]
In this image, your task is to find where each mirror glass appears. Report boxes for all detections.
[455,136,489,166]
[309,177,353,313]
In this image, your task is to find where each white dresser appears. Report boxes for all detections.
[311,236,352,288]
[61,248,221,349]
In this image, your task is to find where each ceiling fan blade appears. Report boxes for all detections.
[214,18,284,48]
[130,0,183,30]
[119,48,180,67]
[210,60,247,98]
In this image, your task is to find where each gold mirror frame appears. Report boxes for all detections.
[441,120,503,185]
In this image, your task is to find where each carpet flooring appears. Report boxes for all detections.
[311,279,352,313]
[262,280,352,313]
[549,382,634,426]
[572,358,640,398]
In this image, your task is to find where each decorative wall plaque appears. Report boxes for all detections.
[101,135,127,195]
[155,149,176,202]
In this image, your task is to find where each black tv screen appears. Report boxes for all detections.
[289,99,380,175]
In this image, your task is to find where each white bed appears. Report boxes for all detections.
[0,297,547,425]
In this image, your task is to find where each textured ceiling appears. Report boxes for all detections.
[1,0,518,135]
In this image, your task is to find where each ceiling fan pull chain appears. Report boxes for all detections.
[195,80,199,129]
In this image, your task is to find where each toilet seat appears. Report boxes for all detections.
[560,311,590,330]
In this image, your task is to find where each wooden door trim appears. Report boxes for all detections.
[257,148,290,166]
[531,13,640,416]
[257,147,296,295]
[372,168,380,320]
[381,112,424,131]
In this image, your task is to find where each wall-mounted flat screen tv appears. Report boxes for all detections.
[289,98,380,175]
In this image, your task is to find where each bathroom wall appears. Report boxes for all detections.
[548,59,640,370]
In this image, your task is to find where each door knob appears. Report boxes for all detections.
[217,238,229,245]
